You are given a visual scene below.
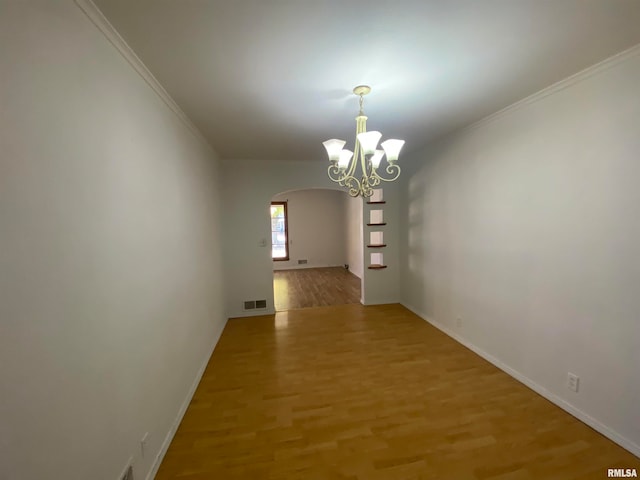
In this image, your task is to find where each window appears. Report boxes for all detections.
[270,201,289,261]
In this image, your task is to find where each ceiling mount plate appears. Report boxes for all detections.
[353,85,371,96]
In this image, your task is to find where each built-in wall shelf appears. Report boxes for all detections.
[367,191,387,270]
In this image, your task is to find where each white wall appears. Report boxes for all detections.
[344,195,364,279]
[271,189,347,270]
[0,2,225,479]
[400,46,640,456]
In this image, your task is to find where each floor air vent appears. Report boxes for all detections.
[243,300,267,311]
[298,259,308,264]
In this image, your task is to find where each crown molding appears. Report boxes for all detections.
[73,0,214,153]
[465,42,640,134]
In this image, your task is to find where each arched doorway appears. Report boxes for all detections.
[270,188,363,311]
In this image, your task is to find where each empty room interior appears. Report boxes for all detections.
[2,1,640,479]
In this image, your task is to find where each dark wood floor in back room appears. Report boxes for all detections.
[155,303,640,480]
[273,267,361,311]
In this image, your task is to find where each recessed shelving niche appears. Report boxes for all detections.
[368,231,385,248]
[368,209,384,226]
[369,189,384,202]
[368,252,386,269]
[367,189,387,269]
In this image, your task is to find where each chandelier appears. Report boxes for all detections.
[323,85,404,198]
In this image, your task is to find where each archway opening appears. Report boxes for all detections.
[270,188,363,311]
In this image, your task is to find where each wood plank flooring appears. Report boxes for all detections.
[156,304,639,479]
[273,267,361,311]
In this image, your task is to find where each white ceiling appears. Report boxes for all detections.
[94,0,640,161]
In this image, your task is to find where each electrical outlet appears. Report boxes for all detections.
[456,317,462,328]
[140,432,149,458]
[567,372,579,392]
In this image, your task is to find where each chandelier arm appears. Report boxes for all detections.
[327,164,344,183]
[371,163,402,182]
[360,151,369,192]
[349,115,366,180]
[360,176,374,197]
[369,172,381,187]
[344,175,362,197]
[346,142,359,179]
[355,114,371,197]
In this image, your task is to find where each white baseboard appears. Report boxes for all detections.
[273,263,344,271]
[401,302,640,459]
[229,307,276,319]
[144,318,228,480]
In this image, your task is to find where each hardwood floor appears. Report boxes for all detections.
[155,304,639,479]
[273,267,361,311]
